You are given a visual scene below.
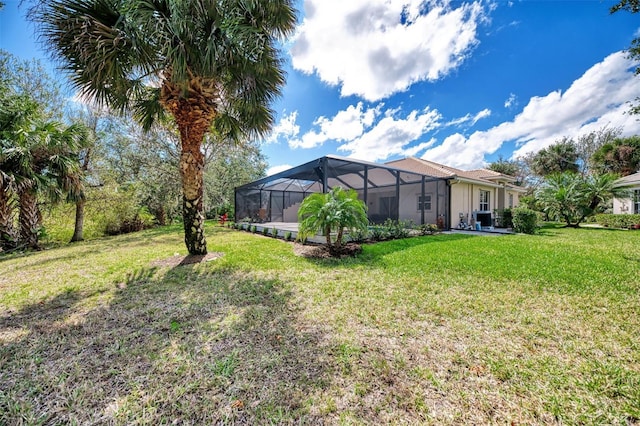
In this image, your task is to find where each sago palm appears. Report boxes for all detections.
[32,0,296,255]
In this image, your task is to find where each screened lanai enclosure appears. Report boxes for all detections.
[235,155,450,227]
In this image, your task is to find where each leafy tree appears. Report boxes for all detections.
[611,0,640,114]
[487,156,520,177]
[203,140,267,218]
[297,187,368,253]
[530,138,579,177]
[536,172,630,227]
[591,135,640,176]
[575,126,622,175]
[33,0,296,255]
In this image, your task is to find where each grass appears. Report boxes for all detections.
[1,223,639,424]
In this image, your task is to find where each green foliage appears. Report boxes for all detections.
[512,207,538,234]
[284,231,292,241]
[487,155,521,181]
[297,187,368,251]
[536,172,629,227]
[595,214,640,229]
[382,218,412,239]
[418,223,440,235]
[262,227,269,236]
[495,208,513,228]
[591,136,640,176]
[250,225,257,233]
[530,138,579,176]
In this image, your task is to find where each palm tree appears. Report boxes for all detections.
[4,119,86,249]
[32,0,296,255]
[298,187,369,253]
[537,172,630,227]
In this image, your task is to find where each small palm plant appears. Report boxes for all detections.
[297,187,368,253]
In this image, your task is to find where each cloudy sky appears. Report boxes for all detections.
[2,0,640,175]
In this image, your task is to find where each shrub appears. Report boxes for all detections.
[271,227,278,237]
[284,231,292,241]
[369,226,389,241]
[250,225,257,233]
[418,223,439,235]
[512,207,538,234]
[595,214,640,229]
[495,208,513,228]
[349,228,370,243]
[382,219,412,239]
[262,227,269,236]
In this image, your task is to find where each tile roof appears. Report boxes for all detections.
[386,157,516,185]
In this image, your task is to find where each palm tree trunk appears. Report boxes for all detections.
[18,187,42,250]
[0,183,17,250]
[178,125,207,255]
[70,199,85,242]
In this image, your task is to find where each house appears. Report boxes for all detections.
[234,155,526,229]
[386,157,526,228]
[613,172,640,214]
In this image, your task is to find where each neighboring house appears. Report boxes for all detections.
[613,172,640,214]
[235,155,526,229]
[386,157,527,228]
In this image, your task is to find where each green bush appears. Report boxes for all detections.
[418,223,439,235]
[262,227,269,236]
[271,227,278,237]
[512,207,538,234]
[284,231,292,241]
[595,214,640,229]
[495,208,513,228]
[250,225,257,233]
[382,219,412,239]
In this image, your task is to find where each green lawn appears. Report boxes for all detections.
[1,224,639,424]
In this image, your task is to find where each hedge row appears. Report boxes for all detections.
[595,214,640,229]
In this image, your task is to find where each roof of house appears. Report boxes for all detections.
[385,157,523,190]
[616,171,640,186]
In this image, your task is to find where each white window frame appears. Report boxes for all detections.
[479,190,490,211]
[508,193,514,208]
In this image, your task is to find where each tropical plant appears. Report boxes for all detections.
[32,0,296,255]
[297,187,368,253]
[2,119,87,249]
[536,172,630,227]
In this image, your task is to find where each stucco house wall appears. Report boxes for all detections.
[613,172,640,214]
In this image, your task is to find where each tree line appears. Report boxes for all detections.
[0,50,267,252]
[487,126,637,227]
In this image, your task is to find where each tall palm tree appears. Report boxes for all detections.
[32,0,296,255]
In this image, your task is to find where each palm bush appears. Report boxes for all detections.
[297,187,368,253]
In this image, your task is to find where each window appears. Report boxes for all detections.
[508,193,514,208]
[418,194,432,211]
[635,190,640,214]
[479,190,490,211]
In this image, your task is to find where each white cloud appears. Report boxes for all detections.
[504,93,517,108]
[446,108,491,127]
[289,102,381,149]
[265,111,300,144]
[338,107,441,161]
[291,0,487,101]
[471,108,491,125]
[266,164,294,176]
[421,51,640,169]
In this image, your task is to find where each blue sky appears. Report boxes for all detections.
[2,0,640,175]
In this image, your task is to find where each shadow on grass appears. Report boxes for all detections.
[0,262,332,424]
[302,233,478,269]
